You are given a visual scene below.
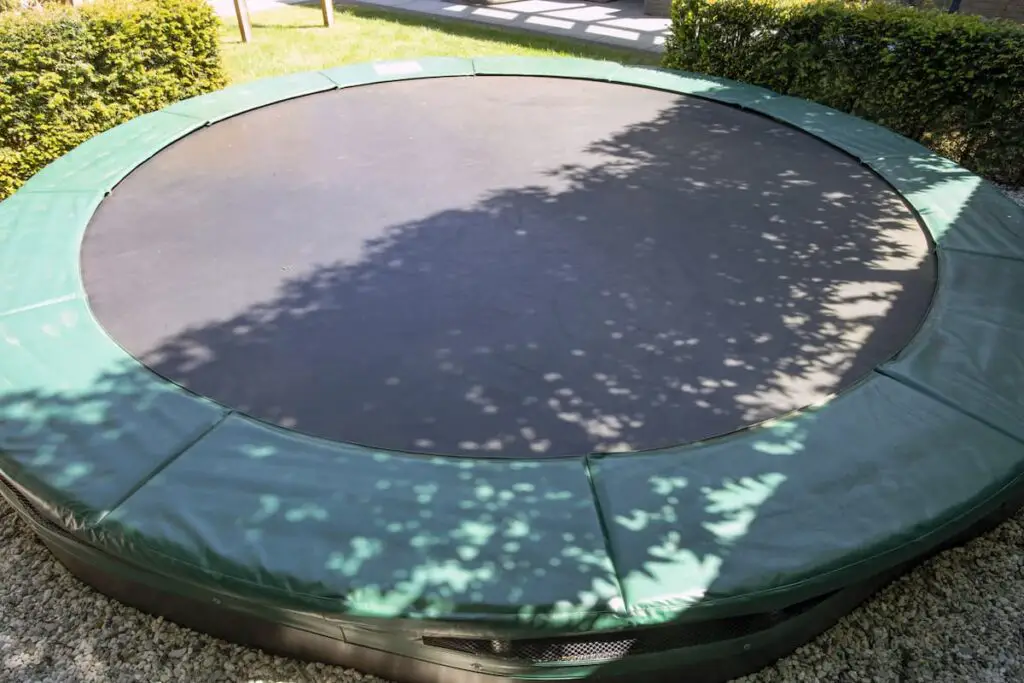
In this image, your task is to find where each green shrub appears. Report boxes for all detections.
[0,0,226,199]
[665,0,1024,185]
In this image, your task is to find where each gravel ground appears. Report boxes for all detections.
[3,186,1024,683]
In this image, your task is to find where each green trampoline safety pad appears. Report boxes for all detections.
[1,56,1023,639]
[0,191,104,315]
[16,111,206,195]
[589,373,1024,620]
[322,56,476,88]
[166,71,339,125]
[471,55,625,80]
[867,155,1024,260]
[883,251,1024,443]
[0,299,225,528]
[592,64,779,109]
[738,96,935,164]
[94,415,619,625]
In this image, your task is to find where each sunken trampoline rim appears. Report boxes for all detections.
[2,467,1022,683]
[1,56,1023,639]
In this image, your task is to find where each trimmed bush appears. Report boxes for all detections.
[0,0,226,199]
[665,0,1024,185]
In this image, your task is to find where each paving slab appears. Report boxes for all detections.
[209,0,669,52]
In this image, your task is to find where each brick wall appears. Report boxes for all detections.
[957,0,1024,22]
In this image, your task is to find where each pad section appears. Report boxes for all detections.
[882,250,1024,444]
[94,415,626,628]
[0,299,225,528]
[0,191,103,315]
[589,374,1024,623]
[16,110,205,194]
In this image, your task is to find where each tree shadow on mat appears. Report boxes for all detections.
[0,76,978,681]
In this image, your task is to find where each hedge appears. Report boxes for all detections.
[665,0,1024,186]
[0,0,226,199]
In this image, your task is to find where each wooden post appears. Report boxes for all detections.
[321,0,335,27]
[233,0,253,43]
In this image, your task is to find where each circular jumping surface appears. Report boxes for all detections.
[2,57,1024,683]
[82,75,934,457]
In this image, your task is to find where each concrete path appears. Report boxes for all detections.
[211,0,670,53]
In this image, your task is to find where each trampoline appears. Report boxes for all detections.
[2,57,1024,683]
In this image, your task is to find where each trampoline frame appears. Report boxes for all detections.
[2,57,1024,683]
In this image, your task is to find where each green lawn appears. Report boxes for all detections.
[219,3,661,83]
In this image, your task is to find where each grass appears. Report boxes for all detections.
[219,3,661,84]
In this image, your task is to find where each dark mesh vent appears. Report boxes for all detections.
[422,635,641,663]
[0,475,53,527]
[423,591,834,664]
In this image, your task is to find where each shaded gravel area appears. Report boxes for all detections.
[2,185,1023,682]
